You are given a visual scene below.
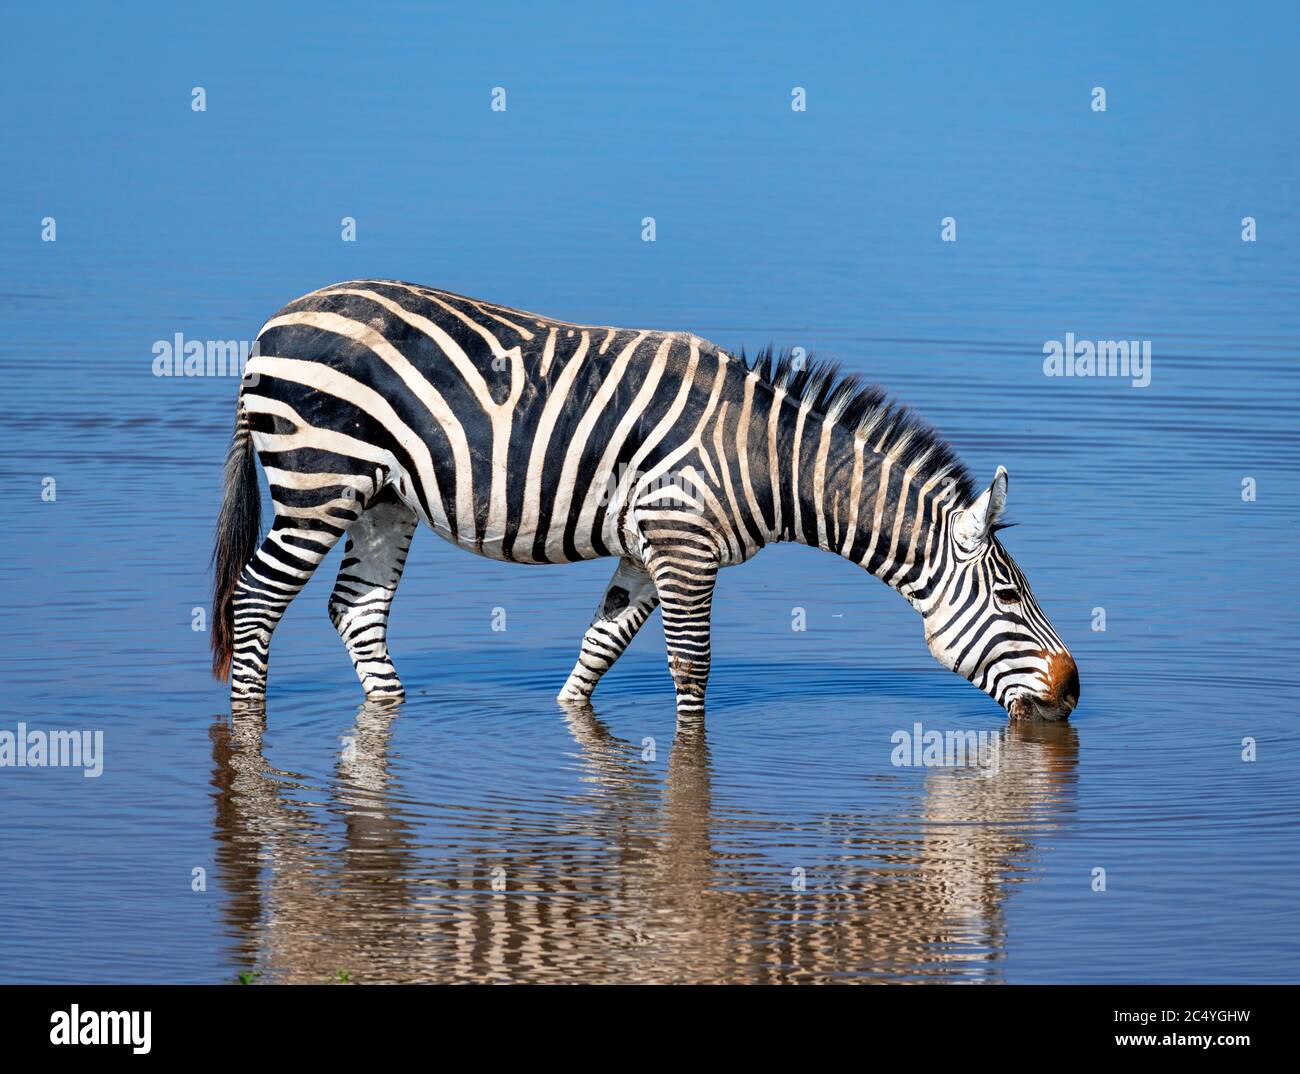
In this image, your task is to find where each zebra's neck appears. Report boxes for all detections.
[756,379,956,611]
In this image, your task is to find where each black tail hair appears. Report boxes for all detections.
[210,404,260,681]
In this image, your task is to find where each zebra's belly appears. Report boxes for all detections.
[426,522,632,565]
[396,476,635,566]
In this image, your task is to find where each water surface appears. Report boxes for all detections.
[1,2,1297,983]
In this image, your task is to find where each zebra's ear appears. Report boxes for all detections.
[954,466,1009,549]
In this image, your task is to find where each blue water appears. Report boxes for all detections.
[1,2,1297,982]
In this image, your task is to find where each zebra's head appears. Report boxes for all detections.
[922,466,1079,720]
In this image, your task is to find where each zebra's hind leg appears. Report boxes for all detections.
[328,488,418,700]
[230,495,360,703]
[557,559,659,704]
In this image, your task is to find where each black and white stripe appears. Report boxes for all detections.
[212,280,1077,721]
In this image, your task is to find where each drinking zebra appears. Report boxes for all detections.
[212,280,1079,721]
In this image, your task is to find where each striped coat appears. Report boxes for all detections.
[212,280,1078,722]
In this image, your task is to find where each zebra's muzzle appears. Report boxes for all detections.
[1009,651,1079,721]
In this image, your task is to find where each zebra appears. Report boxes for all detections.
[211,280,1079,722]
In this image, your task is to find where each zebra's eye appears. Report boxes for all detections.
[995,587,1021,604]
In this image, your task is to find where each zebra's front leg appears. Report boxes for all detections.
[644,545,719,722]
[557,559,659,704]
[328,491,418,700]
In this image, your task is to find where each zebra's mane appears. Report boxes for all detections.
[739,346,977,507]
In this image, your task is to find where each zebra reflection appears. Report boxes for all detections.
[211,707,1077,982]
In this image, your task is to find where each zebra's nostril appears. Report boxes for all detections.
[1062,662,1079,705]
[1042,651,1079,713]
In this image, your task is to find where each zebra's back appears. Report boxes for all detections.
[244,280,735,564]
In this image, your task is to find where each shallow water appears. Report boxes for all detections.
[1,4,1298,983]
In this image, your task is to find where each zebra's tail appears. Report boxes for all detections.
[210,402,260,682]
